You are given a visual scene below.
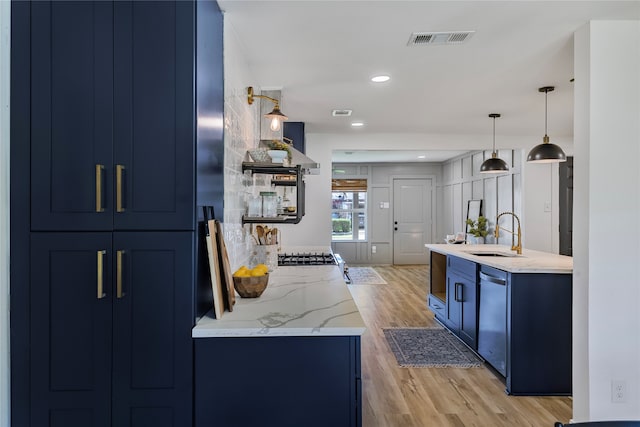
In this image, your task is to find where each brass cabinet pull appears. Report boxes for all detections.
[116,250,125,299]
[116,164,125,212]
[97,250,106,299]
[95,164,105,212]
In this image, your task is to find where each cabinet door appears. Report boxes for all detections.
[459,280,478,349]
[111,231,194,427]
[113,1,195,231]
[31,1,114,231]
[30,233,113,427]
[283,121,306,153]
[445,272,461,332]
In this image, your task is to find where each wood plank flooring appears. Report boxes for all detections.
[348,264,572,427]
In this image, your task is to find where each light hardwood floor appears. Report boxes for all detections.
[347,265,572,427]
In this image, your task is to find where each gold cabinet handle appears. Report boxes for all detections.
[116,164,125,213]
[97,250,106,299]
[116,250,125,299]
[96,164,105,212]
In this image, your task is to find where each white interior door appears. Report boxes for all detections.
[393,178,432,264]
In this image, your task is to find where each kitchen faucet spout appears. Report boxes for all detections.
[495,211,522,255]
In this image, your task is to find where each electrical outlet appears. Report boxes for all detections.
[612,380,626,403]
[372,245,377,254]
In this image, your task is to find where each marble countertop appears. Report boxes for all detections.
[192,264,366,338]
[425,244,573,274]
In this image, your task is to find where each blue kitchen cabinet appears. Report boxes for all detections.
[30,233,113,427]
[195,336,362,427]
[444,256,478,349]
[30,1,195,232]
[283,121,306,153]
[11,0,224,425]
[30,232,194,427]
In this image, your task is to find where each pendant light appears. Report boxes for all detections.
[480,113,509,174]
[527,86,567,163]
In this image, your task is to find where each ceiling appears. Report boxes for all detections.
[218,1,640,162]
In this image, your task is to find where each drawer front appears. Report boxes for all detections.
[447,255,477,279]
[428,294,446,317]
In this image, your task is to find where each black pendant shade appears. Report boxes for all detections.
[481,153,510,173]
[527,138,567,163]
[480,113,509,174]
[527,86,567,163]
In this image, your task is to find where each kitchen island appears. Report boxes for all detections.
[426,244,572,396]
[193,264,365,427]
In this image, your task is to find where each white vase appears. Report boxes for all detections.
[476,236,485,244]
[267,150,288,164]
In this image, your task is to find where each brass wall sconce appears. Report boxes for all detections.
[247,86,288,131]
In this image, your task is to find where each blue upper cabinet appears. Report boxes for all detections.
[30,1,195,232]
[283,121,306,154]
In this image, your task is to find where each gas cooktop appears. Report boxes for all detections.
[277,252,337,266]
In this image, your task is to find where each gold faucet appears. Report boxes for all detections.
[495,211,522,255]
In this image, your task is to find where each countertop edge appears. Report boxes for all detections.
[425,244,573,274]
[193,326,367,338]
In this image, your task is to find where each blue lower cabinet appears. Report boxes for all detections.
[506,272,572,395]
[30,232,194,427]
[195,336,362,427]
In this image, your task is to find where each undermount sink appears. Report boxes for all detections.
[466,251,520,257]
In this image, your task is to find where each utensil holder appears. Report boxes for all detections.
[252,245,278,272]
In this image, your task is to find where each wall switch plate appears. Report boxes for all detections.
[372,245,377,254]
[612,380,626,403]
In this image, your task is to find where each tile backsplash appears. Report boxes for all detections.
[223,86,257,271]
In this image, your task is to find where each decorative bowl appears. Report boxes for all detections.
[248,149,271,163]
[267,150,288,164]
[233,273,269,298]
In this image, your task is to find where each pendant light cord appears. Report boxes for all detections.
[492,116,496,153]
[544,90,548,137]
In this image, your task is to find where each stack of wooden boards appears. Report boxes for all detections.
[205,219,236,319]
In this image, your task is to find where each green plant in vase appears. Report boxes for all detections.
[466,216,489,243]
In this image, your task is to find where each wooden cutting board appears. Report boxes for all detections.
[215,220,236,310]
[206,220,225,319]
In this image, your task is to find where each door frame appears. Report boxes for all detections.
[390,174,437,265]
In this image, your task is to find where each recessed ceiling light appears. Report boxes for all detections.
[418,155,426,159]
[351,122,364,127]
[371,75,390,83]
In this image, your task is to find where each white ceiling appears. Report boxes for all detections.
[219,0,640,162]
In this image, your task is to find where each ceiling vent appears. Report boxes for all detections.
[407,31,475,46]
[332,109,353,117]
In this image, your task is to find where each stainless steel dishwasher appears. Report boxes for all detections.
[478,266,508,377]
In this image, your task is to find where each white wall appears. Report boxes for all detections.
[0,1,11,427]
[573,20,640,422]
[522,158,560,253]
[0,2,9,426]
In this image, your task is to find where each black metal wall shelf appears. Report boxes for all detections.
[241,162,305,224]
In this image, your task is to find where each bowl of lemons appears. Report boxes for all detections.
[232,264,269,298]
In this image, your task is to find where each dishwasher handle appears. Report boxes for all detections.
[479,271,506,286]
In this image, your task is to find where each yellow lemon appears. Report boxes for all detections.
[250,268,265,277]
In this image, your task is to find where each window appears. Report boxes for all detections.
[331,179,367,241]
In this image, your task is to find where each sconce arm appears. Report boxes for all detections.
[247,86,280,107]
